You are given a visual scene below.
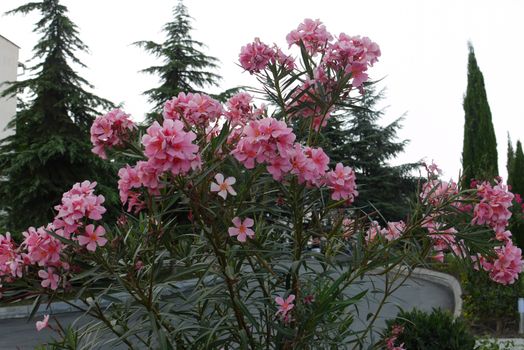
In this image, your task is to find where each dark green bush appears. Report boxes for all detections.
[461,266,522,334]
[383,308,476,350]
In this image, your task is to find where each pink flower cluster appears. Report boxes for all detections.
[91,109,136,159]
[231,117,357,202]
[479,240,523,285]
[224,93,264,127]
[163,92,223,129]
[53,181,106,237]
[365,220,405,243]
[286,18,333,54]
[324,163,358,202]
[0,233,23,281]
[0,182,108,295]
[22,225,62,267]
[323,34,381,87]
[420,179,459,207]
[239,38,276,74]
[117,162,163,212]
[142,119,201,176]
[472,181,514,235]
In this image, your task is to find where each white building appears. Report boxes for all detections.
[0,35,19,141]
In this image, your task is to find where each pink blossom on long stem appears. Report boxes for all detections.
[275,294,295,316]
[210,174,237,200]
[38,268,60,290]
[36,314,50,331]
[78,225,108,252]
[228,217,255,242]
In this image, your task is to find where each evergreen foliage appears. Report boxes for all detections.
[384,308,476,350]
[0,0,117,233]
[317,87,418,221]
[511,141,524,196]
[462,43,498,186]
[135,0,222,115]
[507,134,515,185]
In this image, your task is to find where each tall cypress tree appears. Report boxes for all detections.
[511,141,524,196]
[319,87,418,221]
[507,134,515,187]
[0,0,116,232]
[135,0,221,114]
[461,43,498,187]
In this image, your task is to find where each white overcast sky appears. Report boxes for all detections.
[0,0,522,181]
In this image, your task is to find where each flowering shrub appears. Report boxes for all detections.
[0,19,522,349]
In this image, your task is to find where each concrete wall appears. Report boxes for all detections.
[0,35,19,141]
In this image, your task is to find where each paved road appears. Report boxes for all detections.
[0,274,453,349]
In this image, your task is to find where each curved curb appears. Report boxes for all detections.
[410,267,463,318]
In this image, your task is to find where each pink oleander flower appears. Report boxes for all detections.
[163,92,223,129]
[472,181,514,234]
[22,225,61,267]
[225,92,263,127]
[231,117,296,173]
[480,240,523,285]
[0,233,23,279]
[365,221,381,243]
[53,181,106,236]
[275,294,295,316]
[90,109,136,159]
[36,314,50,332]
[210,174,237,200]
[239,38,275,74]
[325,163,358,202]
[117,164,141,204]
[228,217,255,242]
[420,179,458,206]
[286,18,333,54]
[38,268,60,290]
[496,230,512,242]
[382,221,406,241]
[142,119,200,176]
[323,34,380,87]
[78,225,108,252]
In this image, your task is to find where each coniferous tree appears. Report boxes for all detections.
[0,0,117,232]
[462,43,498,187]
[135,0,222,116]
[507,134,515,187]
[511,141,524,196]
[318,87,418,221]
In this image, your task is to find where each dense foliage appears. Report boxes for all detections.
[318,86,418,221]
[383,308,476,350]
[461,43,498,187]
[0,0,117,233]
[461,266,522,335]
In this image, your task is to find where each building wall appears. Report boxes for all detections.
[0,36,19,141]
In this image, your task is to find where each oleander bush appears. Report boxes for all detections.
[0,19,522,349]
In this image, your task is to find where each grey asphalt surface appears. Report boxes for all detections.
[0,275,453,349]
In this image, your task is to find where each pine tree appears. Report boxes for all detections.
[0,0,117,232]
[319,87,418,221]
[461,43,498,187]
[135,0,221,115]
